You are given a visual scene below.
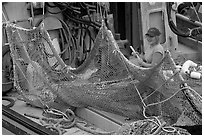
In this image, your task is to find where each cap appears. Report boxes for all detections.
[145,27,161,37]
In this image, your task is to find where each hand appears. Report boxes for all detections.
[131,52,139,58]
[137,57,143,65]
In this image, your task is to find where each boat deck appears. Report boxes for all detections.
[2,97,113,135]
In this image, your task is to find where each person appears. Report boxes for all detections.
[129,27,164,68]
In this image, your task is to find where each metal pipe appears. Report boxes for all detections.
[2,18,32,25]
[176,13,202,27]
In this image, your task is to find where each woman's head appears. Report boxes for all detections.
[145,27,161,46]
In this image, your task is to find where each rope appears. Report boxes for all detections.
[119,52,147,108]
[144,86,189,108]
[25,108,114,135]
[99,3,103,21]
[38,2,45,28]
[139,69,200,134]
[2,4,9,22]
[43,2,45,17]
[96,3,99,22]
[30,2,35,27]
[2,10,8,22]
[190,2,201,23]
[2,97,16,108]
[142,108,177,134]
[142,109,177,134]
[107,29,147,108]
[143,70,181,100]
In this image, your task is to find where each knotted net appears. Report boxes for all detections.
[6,21,201,127]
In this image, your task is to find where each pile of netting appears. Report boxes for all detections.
[116,116,191,135]
[6,20,201,133]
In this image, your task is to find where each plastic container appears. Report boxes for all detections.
[190,71,202,79]
[181,60,197,75]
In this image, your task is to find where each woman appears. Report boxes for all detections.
[130,27,164,68]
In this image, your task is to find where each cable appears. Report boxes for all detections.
[145,87,189,108]
[50,2,101,29]
[166,2,190,37]
[2,97,15,108]
[166,2,202,39]
[45,2,57,8]
[143,70,181,101]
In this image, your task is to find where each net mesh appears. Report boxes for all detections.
[6,21,201,126]
[116,116,191,135]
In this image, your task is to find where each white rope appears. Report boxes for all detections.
[42,2,45,26]
[142,108,177,134]
[2,4,9,22]
[2,10,8,22]
[96,2,99,22]
[99,3,103,21]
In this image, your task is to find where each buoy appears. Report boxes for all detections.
[190,71,202,79]
[181,60,197,75]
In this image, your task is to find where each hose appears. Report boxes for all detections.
[2,97,15,108]
[166,2,190,37]
[166,2,202,39]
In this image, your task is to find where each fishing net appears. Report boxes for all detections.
[6,21,201,128]
[116,116,191,135]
